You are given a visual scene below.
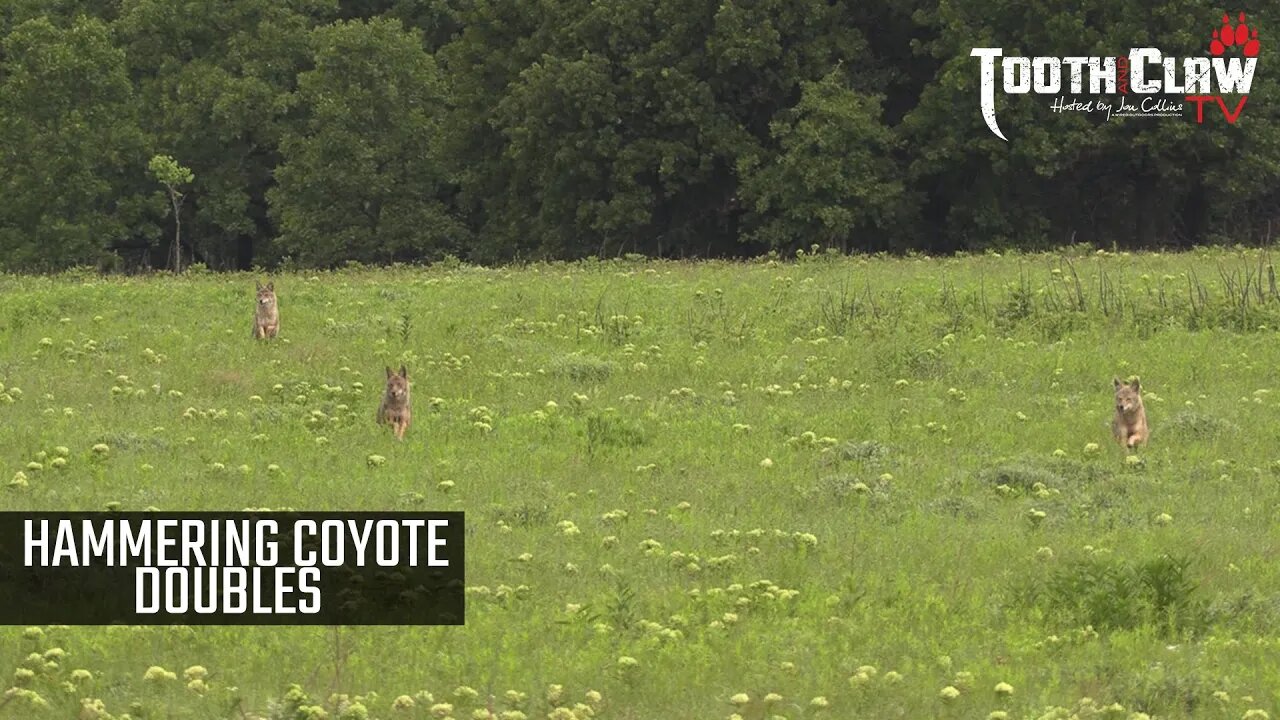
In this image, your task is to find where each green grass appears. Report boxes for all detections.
[3,247,1280,719]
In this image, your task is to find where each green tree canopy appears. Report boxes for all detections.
[269,17,467,267]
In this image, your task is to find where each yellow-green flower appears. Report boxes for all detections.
[143,666,176,682]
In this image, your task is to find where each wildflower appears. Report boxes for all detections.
[392,695,415,711]
[809,697,829,709]
[760,458,774,468]
[994,682,1013,696]
[940,686,961,700]
[143,666,176,682]
[729,693,750,706]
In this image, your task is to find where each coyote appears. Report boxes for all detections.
[378,365,412,440]
[1112,377,1149,448]
[252,281,279,339]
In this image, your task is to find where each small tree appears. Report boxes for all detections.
[148,154,194,272]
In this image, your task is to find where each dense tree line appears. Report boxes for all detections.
[1,0,1278,272]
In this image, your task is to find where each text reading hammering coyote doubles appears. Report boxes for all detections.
[0,512,466,626]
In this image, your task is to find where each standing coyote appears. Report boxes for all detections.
[378,365,412,440]
[253,281,279,339]
[1112,377,1149,448]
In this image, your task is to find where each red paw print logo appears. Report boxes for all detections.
[1211,12,1260,57]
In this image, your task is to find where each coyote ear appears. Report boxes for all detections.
[1113,377,1121,389]
[386,366,393,379]
[266,281,274,291]
[1129,378,1140,392]
[256,281,263,291]
[399,365,408,378]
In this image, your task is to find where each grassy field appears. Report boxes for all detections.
[3,247,1280,719]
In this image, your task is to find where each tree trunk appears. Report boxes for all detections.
[169,192,183,273]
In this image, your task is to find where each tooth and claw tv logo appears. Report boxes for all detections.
[972,12,1260,141]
